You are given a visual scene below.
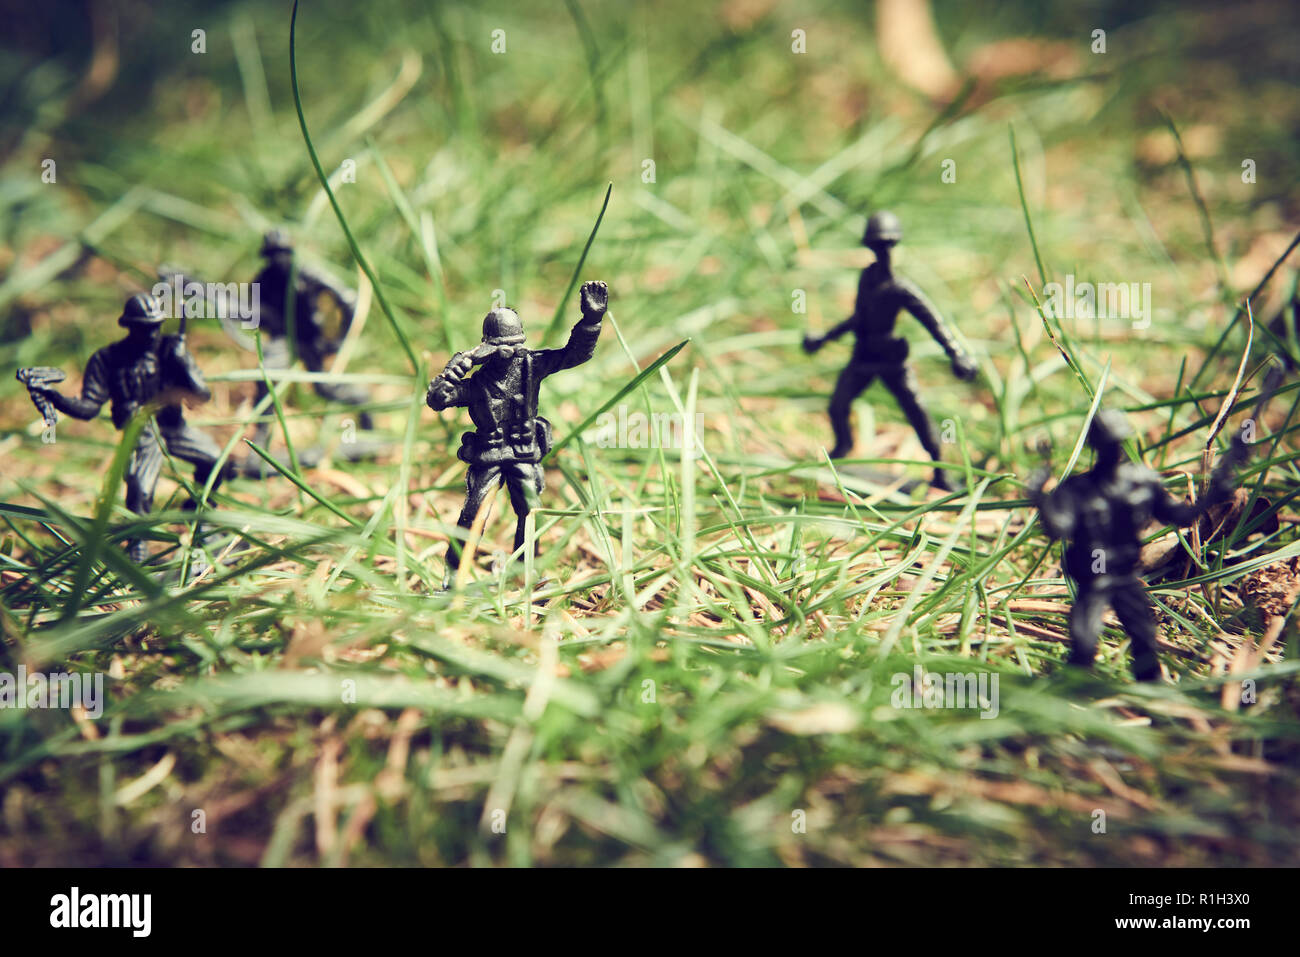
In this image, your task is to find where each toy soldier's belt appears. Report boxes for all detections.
[853,336,909,364]
[458,417,553,465]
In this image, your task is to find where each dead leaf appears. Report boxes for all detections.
[767,701,858,735]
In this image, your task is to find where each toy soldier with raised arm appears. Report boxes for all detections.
[248,230,372,450]
[803,211,977,490]
[427,280,608,578]
[1028,408,1248,681]
[20,294,230,563]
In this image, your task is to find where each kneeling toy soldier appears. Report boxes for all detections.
[248,230,372,451]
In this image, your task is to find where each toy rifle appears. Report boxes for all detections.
[16,367,66,427]
[158,265,259,351]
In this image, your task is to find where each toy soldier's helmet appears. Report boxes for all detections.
[261,230,293,257]
[1087,408,1133,449]
[481,307,525,345]
[118,293,165,327]
[863,211,903,247]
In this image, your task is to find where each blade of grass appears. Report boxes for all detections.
[543,183,614,344]
[289,0,418,373]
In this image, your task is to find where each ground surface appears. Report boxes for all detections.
[1,0,1298,866]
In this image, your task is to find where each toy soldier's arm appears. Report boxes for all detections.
[1150,484,1202,527]
[46,352,110,420]
[1028,467,1076,540]
[899,280,977,380]
[1151,436,1248,526]
[427,353,472,411]
[533,281,607,378]
[803,315,855,354]
[162,334,212,403]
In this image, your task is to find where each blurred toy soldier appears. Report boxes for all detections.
[1028,409,1247,681]
[1266,286,1300,371]
[427,280,608,577]
[27,294,229,563]
[248,230,372,450]
[803,211,977,490]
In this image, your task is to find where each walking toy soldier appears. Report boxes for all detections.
[247,230,372,452]
[427,280,608,577]
[1028,408,1248,681]
[803,211,977,490]
[20,294,230,563]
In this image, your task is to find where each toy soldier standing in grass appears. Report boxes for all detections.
[803,211,977,490]
[247,230,372,451]
[427,280,608,578]
[1028,408,1248,681]
[21,293,229,563]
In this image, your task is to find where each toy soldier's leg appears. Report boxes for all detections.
[123,431,165,564]
[446,465,503,572]
[882,364,950,489]
[1112,577,1161,681]
[250,335,293,451]
[163,425,228,505]
[827,365,874,459]
[1066,583,1108,670]
[303,347,374,430]
[162,424,233,572]
[504,463,545,557]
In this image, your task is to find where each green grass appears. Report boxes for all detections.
[1,0,1298,866]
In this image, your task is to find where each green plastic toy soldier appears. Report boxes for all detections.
[803,211,977,490]
[427,280,608,577]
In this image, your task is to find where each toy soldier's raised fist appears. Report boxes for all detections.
[580,280,608,319]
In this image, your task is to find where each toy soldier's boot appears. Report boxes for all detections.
[1112,578,1161,681]
[828,409,854,460]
